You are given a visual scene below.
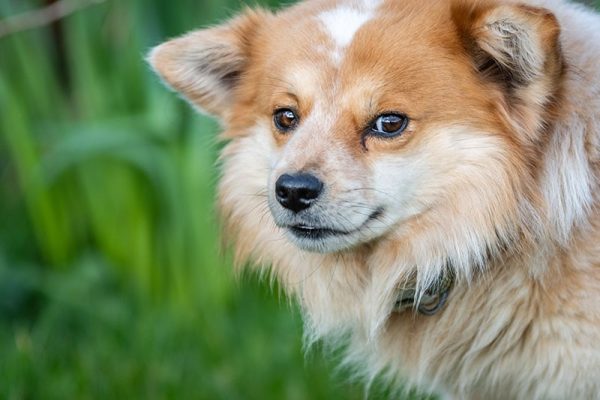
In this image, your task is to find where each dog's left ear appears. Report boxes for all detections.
[148,9,269,119]
[453,2,564,134]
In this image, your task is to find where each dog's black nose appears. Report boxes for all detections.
[275,173,323,213]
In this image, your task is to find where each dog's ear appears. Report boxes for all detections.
[453,1,562,89]
[452,1,563,132]
[148,9,268,118]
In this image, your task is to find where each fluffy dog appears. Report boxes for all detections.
[149,0,600,398]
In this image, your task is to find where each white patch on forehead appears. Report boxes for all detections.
[317,0,382,63]
[319,7,373,48]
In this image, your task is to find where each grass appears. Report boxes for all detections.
[0,256,375,400]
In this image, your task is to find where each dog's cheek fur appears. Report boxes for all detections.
[361,124,544,336]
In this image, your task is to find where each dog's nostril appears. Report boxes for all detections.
[275,173,323,213]
[276,186,287,199]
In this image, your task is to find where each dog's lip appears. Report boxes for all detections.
[287,208,384,240]
[289,225,349,238]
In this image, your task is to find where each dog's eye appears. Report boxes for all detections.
[274,109,299,132]
[370,114,409,138]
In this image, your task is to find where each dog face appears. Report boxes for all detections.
[150,0,562,279]
[260,5,510,255]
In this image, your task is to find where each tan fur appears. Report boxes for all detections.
[149,0,600,398]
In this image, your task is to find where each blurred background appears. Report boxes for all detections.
[0,0,598,399]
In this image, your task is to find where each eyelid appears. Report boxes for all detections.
[273,105,299,115]
[273,106,299,117]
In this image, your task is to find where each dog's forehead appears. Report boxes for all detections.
[270,0,386,68]
[271,0,451,60]
[256,0,468,120]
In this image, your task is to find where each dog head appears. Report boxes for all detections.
[149,0,563,331]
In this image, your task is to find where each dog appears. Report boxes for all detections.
[149,0,600,398]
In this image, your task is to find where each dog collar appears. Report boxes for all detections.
[393,272,454,316]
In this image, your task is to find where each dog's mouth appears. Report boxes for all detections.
[287,208,384,240]
[289,225,349,239]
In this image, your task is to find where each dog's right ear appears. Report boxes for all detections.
[148,9,269,119]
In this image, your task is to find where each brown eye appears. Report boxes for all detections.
[274,109,299,132]
[370,114,409,138]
